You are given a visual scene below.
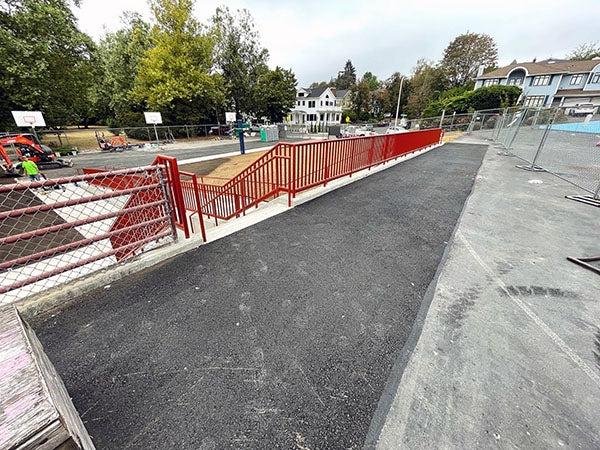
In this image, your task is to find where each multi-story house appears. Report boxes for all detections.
[474,58,600,110]
[289,87,347,125]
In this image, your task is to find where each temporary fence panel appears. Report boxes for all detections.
[0,166,176,304]
[534,110,600,194]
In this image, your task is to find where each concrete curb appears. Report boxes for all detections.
[19,143,444,318]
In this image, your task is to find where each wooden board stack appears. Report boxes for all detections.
[0,305,95,449]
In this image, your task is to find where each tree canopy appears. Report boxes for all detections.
[441,32,498,87]
[0,0,298,129]
[567,42,600,61]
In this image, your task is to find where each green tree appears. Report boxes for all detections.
[350,79,372,121]
[0,0,96,128]
[422,85,521,117]
[405,60,447,117]
[441,32,498,87]
[132,0,224,123]
[253,66,297,122]
[335,60,357,90]
[93,13,151,126]
[567,42,600,60]
[383,72,410,117]
[362,71,380,91]
[211,6,269,115]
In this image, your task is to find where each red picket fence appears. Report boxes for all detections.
[192,128,442,221]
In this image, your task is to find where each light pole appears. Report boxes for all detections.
[394,76,404,127]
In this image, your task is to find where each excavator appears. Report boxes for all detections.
[0,133,73,177]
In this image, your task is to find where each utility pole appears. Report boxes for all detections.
[394,76,404,127]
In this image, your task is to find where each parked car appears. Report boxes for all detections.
[341,125,377,137]
[385,126,409,135]
[567,103,597,116]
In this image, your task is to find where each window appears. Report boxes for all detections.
[508,78,523,86]
[320,113,325,121]
[298,92,305,97]
[325,95,329,98]
[524,95,545,107]
[483,78,499,86]
[297,101,300,106]
[302,100,305,106]
[320,101,323,106]
[308,100,315,108]
[532,75,551,86]
[590,73,600,84]
[570,74,584,85]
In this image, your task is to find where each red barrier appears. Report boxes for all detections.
[194,129,442,221]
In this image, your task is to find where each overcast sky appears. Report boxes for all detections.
[74,0,600,87]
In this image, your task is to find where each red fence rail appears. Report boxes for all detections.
[192,128,442,221]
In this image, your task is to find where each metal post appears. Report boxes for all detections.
[593,179,600,200]
[506,108,528,151]
[449,111,456,131]
[439,110,445,129]
[467,113,477,133]
[153,123,160,145]
[394,76,404,127]
[31,126,39,143]
[237,119,245,155]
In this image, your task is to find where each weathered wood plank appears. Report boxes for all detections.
[0,305,95,449]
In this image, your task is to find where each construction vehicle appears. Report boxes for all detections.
[0,133,72,177]
[95,131,146,152]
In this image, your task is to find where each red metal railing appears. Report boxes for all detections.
[193,129,442,221]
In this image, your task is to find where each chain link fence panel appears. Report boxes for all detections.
[0,166,176,305]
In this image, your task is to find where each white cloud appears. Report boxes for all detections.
[74,0,600,86]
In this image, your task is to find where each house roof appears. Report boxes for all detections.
[555,89,600,97]
[306,87,329,97]
[335,89,350,98]
[477,58,600,79]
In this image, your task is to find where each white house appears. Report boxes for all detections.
[289,87,348,125]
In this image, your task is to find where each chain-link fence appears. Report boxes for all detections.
[472,106,600,199]
[0,166,176,305]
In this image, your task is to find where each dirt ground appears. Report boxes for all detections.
[180,150,268,184]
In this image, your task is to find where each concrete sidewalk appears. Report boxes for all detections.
[372,136,600,448]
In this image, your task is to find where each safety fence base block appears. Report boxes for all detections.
[515,164,545,172]
[567,255,600,276]
[565,194,600,208]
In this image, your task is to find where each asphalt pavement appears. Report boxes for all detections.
[33,143,486,448]
[42,138,280,178]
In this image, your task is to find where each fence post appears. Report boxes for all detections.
[516,107,558,172]
[593,180,600,201]
[467,112,477,133]
[505,108,528,151]
[185,125,190,139]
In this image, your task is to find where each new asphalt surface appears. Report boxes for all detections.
[33,143,486,448]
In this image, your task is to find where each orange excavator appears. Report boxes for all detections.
[0,133,73,177]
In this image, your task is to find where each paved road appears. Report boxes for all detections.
[41,139,282,179]
[34,143,486,449]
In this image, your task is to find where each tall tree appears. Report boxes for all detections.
[253,66,297,122]
[335,60,357,90]
[567,42,600,60]
[350,78,372,121]
[362,71,380,91]
[384,72,410,117]
[441,32,498,87]
[405,59,447,117]
[211,7,269,115]
[0,0,95,127]
[132,0,224,123]
[93,13,151,126]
